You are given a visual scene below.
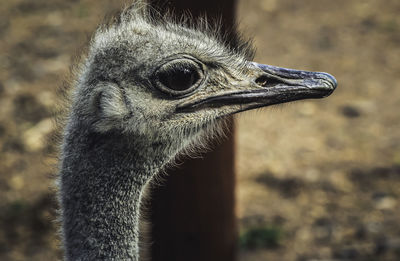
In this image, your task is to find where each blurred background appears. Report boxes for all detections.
[0,0,399,260]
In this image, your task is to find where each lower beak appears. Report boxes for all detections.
[176,62,337,113]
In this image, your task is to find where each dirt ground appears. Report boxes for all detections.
[0,0,399,260]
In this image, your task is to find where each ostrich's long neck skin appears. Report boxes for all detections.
[60,120,173,260]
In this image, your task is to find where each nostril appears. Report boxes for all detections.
[255,75,268,87]
[255,75,282,87]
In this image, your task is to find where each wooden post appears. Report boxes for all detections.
[149,1,237,261]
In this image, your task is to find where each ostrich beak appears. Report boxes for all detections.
[176,62,337,113]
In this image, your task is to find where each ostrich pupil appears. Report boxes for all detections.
[160,67,199,91]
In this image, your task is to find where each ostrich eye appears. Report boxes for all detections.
[159,67,199,91]
[155,59,204,96]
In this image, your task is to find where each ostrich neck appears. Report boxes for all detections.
[60,124,170,260]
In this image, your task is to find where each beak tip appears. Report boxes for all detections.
[321,72,338,90]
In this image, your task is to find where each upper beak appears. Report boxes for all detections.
[176,62,337,113]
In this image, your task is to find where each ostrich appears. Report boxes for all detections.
[58,1,337,260]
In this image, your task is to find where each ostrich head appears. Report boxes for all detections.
[59,2,337,260]
[70,3,336,154]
